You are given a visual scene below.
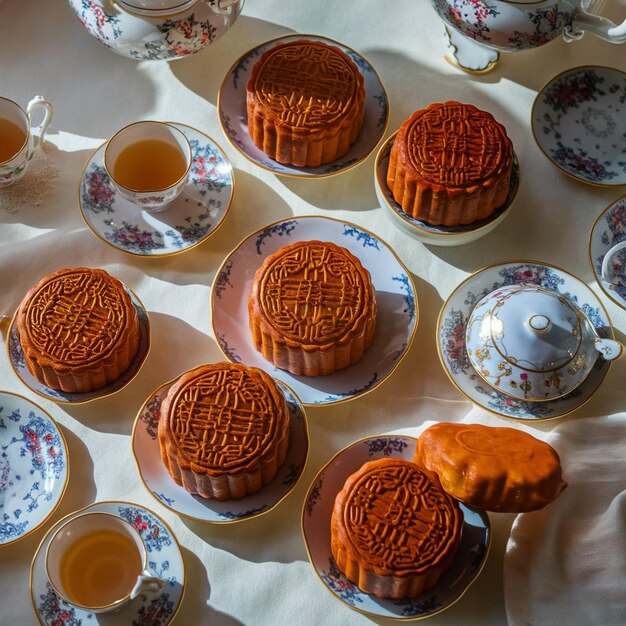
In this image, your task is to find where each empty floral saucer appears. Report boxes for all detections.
[532,66,626,186]
[301,434,490,620]
[589,194,626,310]
[79,123,233,257]
[375,133,520,246]
[132,378,309,523]
[7,287,150,405]
[211,216,418,406]
[30,500,185,625]
[0,391,68,547]
[218,34,389,178]
[437,261,614,420]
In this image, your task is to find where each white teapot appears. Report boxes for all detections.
[431,0,626,71]
[465,284,622,402]
[68,0,244,61]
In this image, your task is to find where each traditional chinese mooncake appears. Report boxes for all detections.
[248,240,377,377]
[246,39,366,167]
[15,267,140,393]
[414,422,567,512]
[158,362,290,501]
[330,458,463,599]
[387,101,513,226]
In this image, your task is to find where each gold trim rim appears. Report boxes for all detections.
[0,390,70,548]
[216,33,390,180]
[299,433,492,622]
[110,0,200,18]
[209,214,420,408]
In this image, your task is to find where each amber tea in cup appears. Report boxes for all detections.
[0,117,28,163]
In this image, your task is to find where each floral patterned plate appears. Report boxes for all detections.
[437,261,614,420]
[7,287,150,405]
[79,123,233,256]
[589,194,626,310]
[532,66,626,186]
[217,34,389,178]
[30,500,185,625]
[132,377,309,523]
[211,216,418,405]
[0,391,68,547]
[375,133,520,246]
[301,435,490,621]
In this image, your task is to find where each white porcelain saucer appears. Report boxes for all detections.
[0,391,69,547]
[80,123,233,257]
[437,261,613,420]
[375,133,519,246]
[30,500,185,625]
[132,377,309,523]
[211,216,418,406]
[7,287,150,405]
[218,34,389,178]
[589,194,626,310]
[301,434,490,621]
[532,66,626,186]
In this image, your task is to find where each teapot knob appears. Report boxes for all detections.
[528,314,551,333]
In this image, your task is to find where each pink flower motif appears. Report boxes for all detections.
[520,373,528,380]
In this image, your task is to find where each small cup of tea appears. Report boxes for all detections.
[0,95,54,186]
[104,120,192,211]
[602,240,626,290]
[45,511,165,614]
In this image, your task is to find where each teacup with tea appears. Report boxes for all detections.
[104,120,192,211]
[45,511,165,613]
[0,95,54,186]
[602,240,626,290]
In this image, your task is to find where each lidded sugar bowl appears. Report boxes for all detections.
[465,284,622,401]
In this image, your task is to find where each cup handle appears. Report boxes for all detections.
[212,0,242,15]
[129,573,165,600]
[26,96,54,155]
[601,240,626,288]
[566,6,626,43]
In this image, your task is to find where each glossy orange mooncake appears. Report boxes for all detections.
[387,101,513,226]
[330,458,463,599]
[248,240,377,377]
[15,267,140,393]
[246,39,366,167]
[414,422,567,513]
[158,362,290,501]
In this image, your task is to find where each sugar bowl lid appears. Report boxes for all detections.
[465,284,622,401]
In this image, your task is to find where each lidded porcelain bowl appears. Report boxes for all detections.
[465,285,622,401]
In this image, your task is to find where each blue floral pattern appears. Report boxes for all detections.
[255,220,298,254]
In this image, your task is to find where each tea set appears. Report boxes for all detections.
[2,0,626,623]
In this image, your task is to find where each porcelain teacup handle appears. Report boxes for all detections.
[129,572,165,600]
[601,240,626,288]
[26,96,54,155]
[566,6,626,43]
[213,0,241,14]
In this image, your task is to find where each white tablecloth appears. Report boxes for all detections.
[1,1,626,624]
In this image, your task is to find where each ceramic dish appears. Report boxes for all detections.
[7,287,150,405]
[211,216,418,406]
[79,123,233,257]
[30,500,185,625]
[375,133,519,246]
[437,261,613,420]
[218,34,389,178]
[0,391,69,547]
[301,434,490,621]
[532,66,626,186]
[589,194,626,310]
[67,0,243,61]
[132,377,309,523]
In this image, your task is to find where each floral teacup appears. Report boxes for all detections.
[602,240,626,289]
[0,96,53,186]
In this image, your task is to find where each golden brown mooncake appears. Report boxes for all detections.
[158,362,290,501]
[15,267,140,393]
[414,422,567,513]
[248,240,377,377]
[330,457,463,599]
[246,39,366,167]
[387,101,513,226]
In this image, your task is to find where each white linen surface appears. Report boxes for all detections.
[1,1,626,625]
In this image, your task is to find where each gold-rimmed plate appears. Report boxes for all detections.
[217,34,389,179]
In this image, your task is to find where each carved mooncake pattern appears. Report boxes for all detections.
[249,241,377,376]
[331,458,462,599]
